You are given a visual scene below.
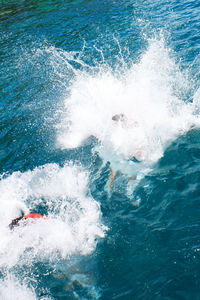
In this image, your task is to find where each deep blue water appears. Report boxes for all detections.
[1,0,200,299]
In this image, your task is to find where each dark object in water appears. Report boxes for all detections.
[112,114,125,122]
[9,213,46,230]
[9,216,24,230]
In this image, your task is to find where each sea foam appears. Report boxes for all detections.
[0,163,106,269]
[58,38,200,178]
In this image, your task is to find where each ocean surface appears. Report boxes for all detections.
[1,0,200,299]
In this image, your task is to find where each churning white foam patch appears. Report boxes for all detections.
[57,38,200,176]
[0,163,106,269]
[0,275,37,300]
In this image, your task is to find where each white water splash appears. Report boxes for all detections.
[0,163,106,269]
[58,38,200,178]
[0,275,37,300]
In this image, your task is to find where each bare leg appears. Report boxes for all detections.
[109,168,117,189]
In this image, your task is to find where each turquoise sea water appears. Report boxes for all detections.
[1,0,200,299]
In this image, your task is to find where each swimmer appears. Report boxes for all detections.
[109,113,142,188]
[112,113,126,122]
[9,213,46,230]
[112,113,138,127]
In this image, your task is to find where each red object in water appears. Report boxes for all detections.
[24,213,45,219]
